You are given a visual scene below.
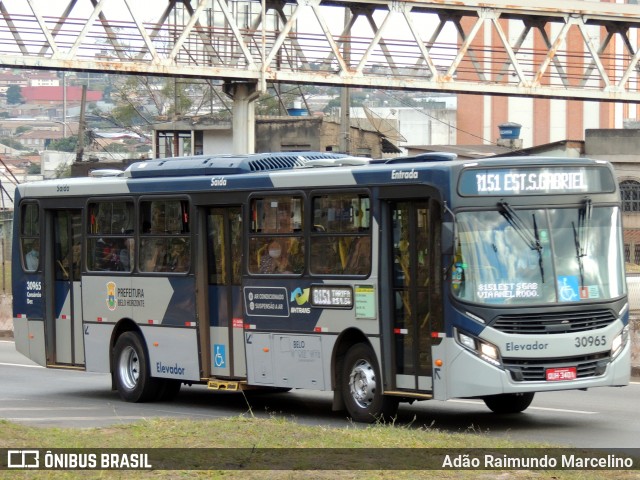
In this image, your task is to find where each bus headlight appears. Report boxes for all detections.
[611,325,629,359]
[456,329,502,368]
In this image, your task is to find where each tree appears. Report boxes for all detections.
[107,76,193,125]
[47,132,93,152]
[255,85,315,116]
[6,84,23,104]
[0,137,24,150]
[103,142,128,153]
[47,136,77,152]
[54,162,71,178]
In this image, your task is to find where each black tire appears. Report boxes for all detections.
[113,331,160,402]
[157,379,182,401]
[483,392,535,414]
[340,343,399,423]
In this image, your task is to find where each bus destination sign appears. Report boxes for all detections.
[310,285,353,308]
[458,166,615,196]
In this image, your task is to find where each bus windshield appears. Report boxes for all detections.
[451,205,625,305]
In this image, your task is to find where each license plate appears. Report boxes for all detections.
[546,367,577,381]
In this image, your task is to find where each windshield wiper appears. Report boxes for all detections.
[578,198,592,257]
[572,198,592,287]
[532,212,544,283]
[498,201,544,282]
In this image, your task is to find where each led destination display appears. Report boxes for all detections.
[458,166,615,196]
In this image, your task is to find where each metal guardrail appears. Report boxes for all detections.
[0,0,639,101]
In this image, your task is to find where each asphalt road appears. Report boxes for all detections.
[1,339,638,448]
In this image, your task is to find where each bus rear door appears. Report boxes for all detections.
[44,209,84,367]
[202,206,244,379]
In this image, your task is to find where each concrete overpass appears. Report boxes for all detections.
[1,0,639,152]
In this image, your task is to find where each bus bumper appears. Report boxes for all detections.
[432,338,631,401]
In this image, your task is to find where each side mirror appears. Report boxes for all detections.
[441,221,455,255]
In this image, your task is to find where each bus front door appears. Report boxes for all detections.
[44,209,84,367]
[203,207,244,379]
[389,200,442,393]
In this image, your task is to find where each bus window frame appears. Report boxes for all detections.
[309,189,372,277]
[85,196,136,274]
[20,201,41,273]
[247,191,305,276]
[138,195,192,275]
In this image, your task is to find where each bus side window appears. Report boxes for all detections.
[140,238,168,272]
[248,195,304,275]
[343,236,371,275]
[139,199,190,274]
[310,193,370,276]
[20,203,40,272]
[24,238,40,272]
[87,201,134,272]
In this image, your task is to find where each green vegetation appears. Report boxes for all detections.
[0,416,635,479]
[0,137,24,150]
[5,84,23,105]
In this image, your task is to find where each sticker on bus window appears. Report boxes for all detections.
[354,285,376,319]
[557,276,580,302]
[579,285,600,299]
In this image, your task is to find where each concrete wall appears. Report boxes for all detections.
[585,129,640,156]
[203,131,233,155]
[256,117,323,152]
[255,117,387,158]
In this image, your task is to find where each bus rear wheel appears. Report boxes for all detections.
[113,331,160,402]
[341,343,398,423]
[482,392,535,414]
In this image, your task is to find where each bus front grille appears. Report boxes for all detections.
[503,353,610,382]
[491,309,616,334]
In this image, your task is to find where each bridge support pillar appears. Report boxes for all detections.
[224,81,260,155]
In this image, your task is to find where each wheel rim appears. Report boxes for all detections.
[348,358,376,408]
[118,345,140,390]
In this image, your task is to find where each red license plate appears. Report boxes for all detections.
[546,367,577,381]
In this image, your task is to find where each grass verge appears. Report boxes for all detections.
[0,416,637,479]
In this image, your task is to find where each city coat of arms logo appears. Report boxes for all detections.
[106,281,117,311]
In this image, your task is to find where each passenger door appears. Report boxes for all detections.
[388,200,443,392]
[44,209,84,366]
[204,207,244,378]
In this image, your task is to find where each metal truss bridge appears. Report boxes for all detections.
[1,0,640,102]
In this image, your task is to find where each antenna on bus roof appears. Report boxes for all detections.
[384,152,457,163]
[301,156,371,168]
[89,169,124,177]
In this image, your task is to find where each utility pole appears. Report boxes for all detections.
[76,85,87,163]
[339,8,351,154]
[62,72,67,138]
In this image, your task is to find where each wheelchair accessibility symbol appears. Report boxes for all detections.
[557,276,579,302]
[213,344,226,368]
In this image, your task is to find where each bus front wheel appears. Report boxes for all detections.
[113,331,160,402]
[341,343,398,423]
[482,392,535,414]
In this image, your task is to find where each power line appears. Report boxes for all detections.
[376,90,497,145]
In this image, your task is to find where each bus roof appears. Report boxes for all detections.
[124,152,356,178]
[123,151,462,178]
[14,153,614,202]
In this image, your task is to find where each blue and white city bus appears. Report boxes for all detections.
[12,151,630,422]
